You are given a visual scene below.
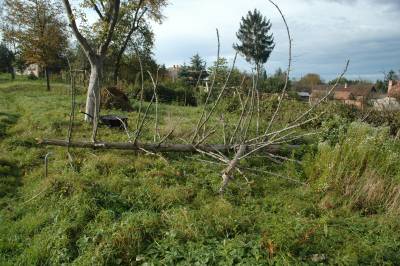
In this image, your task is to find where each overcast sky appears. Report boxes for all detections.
[151,0,400,81]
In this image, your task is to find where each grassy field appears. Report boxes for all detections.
[1,74,400,265]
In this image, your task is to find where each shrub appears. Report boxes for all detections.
[137,82,197,106]
[363,109,400,136]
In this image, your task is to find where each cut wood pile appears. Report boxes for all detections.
[100,87,133,112]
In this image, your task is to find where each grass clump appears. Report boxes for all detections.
[306,122,400,215]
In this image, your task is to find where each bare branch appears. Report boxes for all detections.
[291,60,350,125]
[192,29,221,143]
[62,0,95,57]
[99,0,121,56]
[90,0,105,20]
[264,0,292,135]
[194,52,239,141]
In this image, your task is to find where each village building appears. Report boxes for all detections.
[15,64,41,77]
[310,83,379,110]
[22,64,41,77]
[371,80,400,111]
[166,65,181,82]
[388,80,400,98]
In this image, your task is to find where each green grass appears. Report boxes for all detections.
[0,74,400,265]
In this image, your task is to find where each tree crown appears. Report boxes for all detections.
[234,9,275,69]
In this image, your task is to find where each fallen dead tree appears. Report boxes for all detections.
[37,139,298,153]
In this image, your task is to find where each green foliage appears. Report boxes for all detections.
[0,112,18,139]
[327,77,372,86]
[0,44,14,75]
[0,158,21,198]
[374,70,400,93]
[319,115,350,145]
[3,0,68,69]
[138,81,197,106]
[363,109,400,136]
[260,68,291,93]
[234,9,275,68]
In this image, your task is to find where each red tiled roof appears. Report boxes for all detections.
[311,84,375,100]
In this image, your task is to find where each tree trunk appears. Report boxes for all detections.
[37,138,298,154]
[10,67,15,80]
[45,67,51,91]
[113,55,122,85]
[85,58,103,122]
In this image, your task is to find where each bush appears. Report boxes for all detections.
[138,82,197,106]
[363,109,400,136]
[219,95,242,113]
[27,73,38,80]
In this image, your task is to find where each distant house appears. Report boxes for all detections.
[388,80,400,98]
[166,65,181,82]
[371,80,400,111]
[22,64,41,77]
[309,85,332,103]
[310,84,377,110]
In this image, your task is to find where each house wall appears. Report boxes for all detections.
[388,80,400,98]
[22,64,40,77]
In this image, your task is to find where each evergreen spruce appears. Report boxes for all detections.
[179,53,208,86]
[234,9,275,72]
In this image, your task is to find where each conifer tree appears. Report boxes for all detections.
[234,9,275,73]
[179,54,208,86]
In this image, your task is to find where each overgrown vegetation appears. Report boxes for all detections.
[1,75,400,264]
[307,123,400,216]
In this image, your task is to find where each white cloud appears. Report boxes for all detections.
[152,0,400,81]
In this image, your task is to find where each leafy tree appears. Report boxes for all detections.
[297,73,323,90]
[3,0,68,91]
[234,9,275,73]
[62,0,121,121]
[327,77,370,86]
[0,43,15,79]
[106,22,155,84]
[261,68,291,93]
[375,80,386,93]
[208,57,242,93]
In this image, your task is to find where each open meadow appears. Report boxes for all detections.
[1,75,400,265]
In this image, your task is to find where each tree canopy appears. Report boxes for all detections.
[297,73,323,90]
[2,0,68,90]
